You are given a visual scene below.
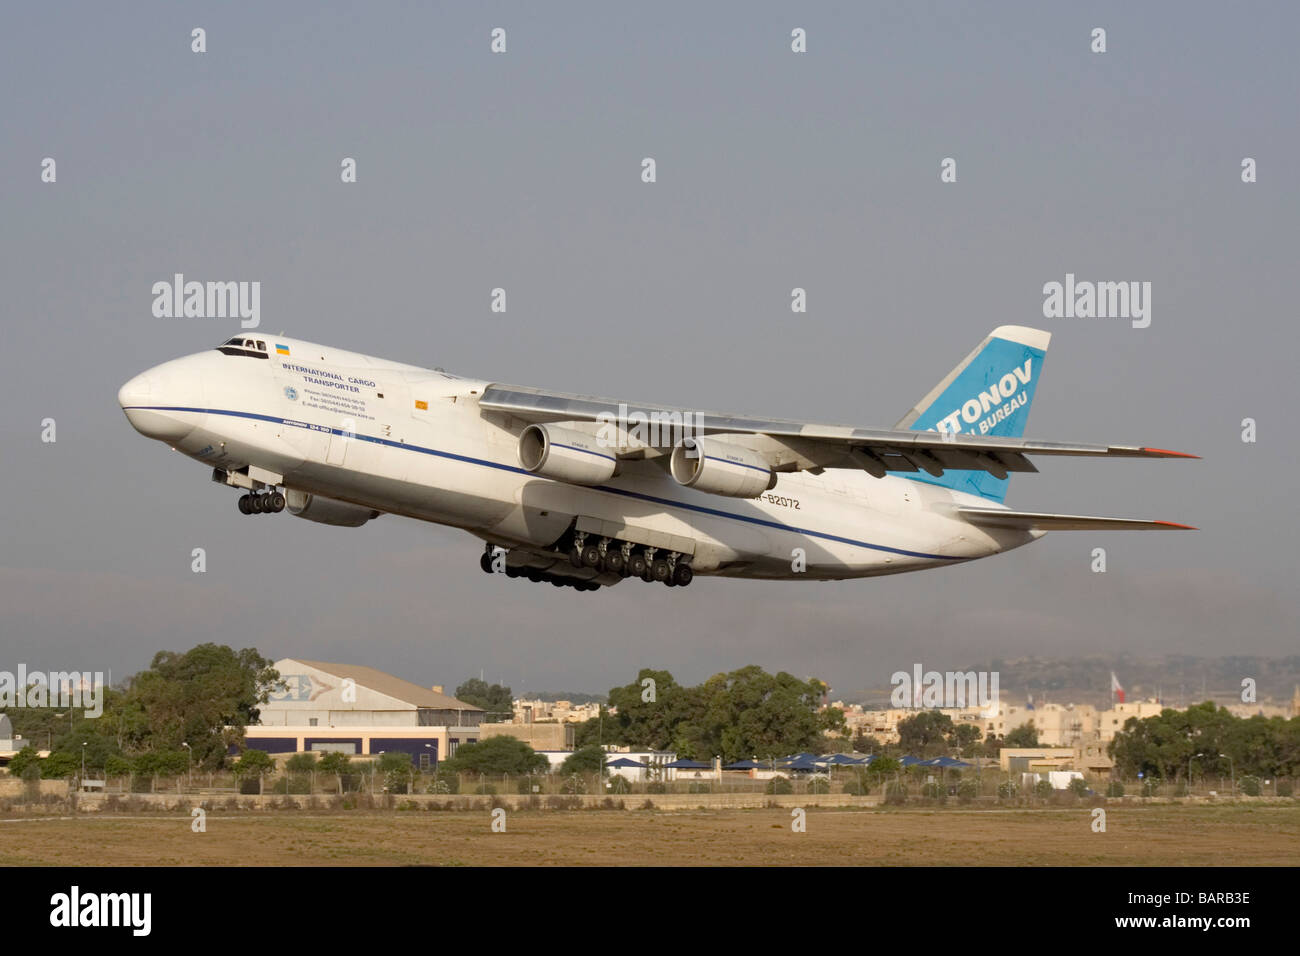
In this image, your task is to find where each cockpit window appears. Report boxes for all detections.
[215,337,270,359]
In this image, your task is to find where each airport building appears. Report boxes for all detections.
[245,658,483,767]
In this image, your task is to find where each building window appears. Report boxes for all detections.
[419,753,431,770]
[309,718,318,727]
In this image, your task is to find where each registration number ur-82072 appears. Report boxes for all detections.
[759,493,801,510]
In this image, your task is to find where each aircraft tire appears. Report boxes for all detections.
[479,552,494,574]
[628,554,647,578]
[602,551,625,575]
[568,547,583,568]
[238,494,252,515]
[249,494,264,513]
[651,558,671,582]
[581,545,601,568]
[673,564,693,587]
[269,491,286,512]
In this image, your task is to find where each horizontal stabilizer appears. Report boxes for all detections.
[957,508,1197,532]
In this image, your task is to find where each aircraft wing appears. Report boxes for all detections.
[477,384,1197,479]
[955,508,1197,532]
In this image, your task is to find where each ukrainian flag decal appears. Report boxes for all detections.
[275,343,290,356]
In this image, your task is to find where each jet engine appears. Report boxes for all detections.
[517,424,617,485]
[285,489,380,527]
[670,437,774,498]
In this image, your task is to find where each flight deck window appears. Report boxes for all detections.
[215,337,270,359]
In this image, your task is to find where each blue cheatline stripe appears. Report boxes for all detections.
[703,454,770,474]
[124,405,963,561]
[550,441,616,463]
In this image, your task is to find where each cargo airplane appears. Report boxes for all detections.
[118,326,1195,591]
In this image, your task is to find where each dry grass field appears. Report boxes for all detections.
[3,804,1298,866]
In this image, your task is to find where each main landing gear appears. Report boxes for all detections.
[479,543,600,591]
[238,490,285,515]
[568,532,693,587]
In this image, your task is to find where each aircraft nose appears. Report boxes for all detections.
[118,368,194,441]
[118,371,153,409]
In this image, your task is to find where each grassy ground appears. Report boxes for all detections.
[3,804,1297,866]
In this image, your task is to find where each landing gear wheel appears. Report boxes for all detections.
[628,553,647,579]
[602,551,625,575]
[479,552,495,574]
[505,566,521,578]
[581,545,601,568]
[568,547,583,568]
[249,493,264,514]
[268,491,285,513]
[672,564,694,587]
[526,569,543,583]
[238,494,252,515]
[550,578,565,588]
[651,558,671,583]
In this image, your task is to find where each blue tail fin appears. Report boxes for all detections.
[893,325,1050,503]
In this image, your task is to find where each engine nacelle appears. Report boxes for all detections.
[285,489,379,527]
[517,424,617,485]
[670,437,774,498]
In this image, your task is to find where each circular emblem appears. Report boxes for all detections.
[283,386,298,401]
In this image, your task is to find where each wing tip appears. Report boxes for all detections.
[1153,520,1198,530]
[1141,447,1200,459]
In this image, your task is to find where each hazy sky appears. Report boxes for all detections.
[3,2,1296,701]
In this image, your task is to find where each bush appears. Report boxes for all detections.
[687,782,711,794]
[1174,781,1189,797]
[1141,778,1160,797]
[1240,775,1261,797]
[842,776,870,795]
[646,781,666,794]
[1068,778,1090,797]
[766,776,793,795]
[957,779,978,802]
[1033,779,1054,799]
[884,782,908,805]
[1277,780,1293,798]
[425,772,459,795]
[607,776,630,794]
[474,782,497,795]
[921,782,945,801]
[997,780,1018,800]
[807,778,830,794]
[1106,781,1125,798]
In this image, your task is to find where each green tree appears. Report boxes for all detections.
[454,679,514,723]
[7,746,40,778]
[233,749,274,779]
[440,735,548,775]
[947,723,983,756]
[285,752,317,774]
[1004,721,1040,748]
[559,744,606,776]
[897,711,955,756]
[316,751,353,792]
[120,644,280,769]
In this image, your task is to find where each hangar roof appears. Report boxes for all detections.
[289,659,483,712]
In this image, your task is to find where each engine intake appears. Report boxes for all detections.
[285,489,379,527]
[518,424,616,485]
[670,437,774,498]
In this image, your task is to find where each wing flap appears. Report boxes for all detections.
[957,508,1197,532]
[477,385,1197,478]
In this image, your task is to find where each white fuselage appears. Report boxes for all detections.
[118,336,1037,583]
